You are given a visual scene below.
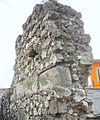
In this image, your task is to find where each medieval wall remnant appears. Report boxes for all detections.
[0,0,93,119]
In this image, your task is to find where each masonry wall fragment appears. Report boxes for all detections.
[0,1,93,120]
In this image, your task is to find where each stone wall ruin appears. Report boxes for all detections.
[0,0,93,120]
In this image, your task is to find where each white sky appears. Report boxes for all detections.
[0,0,99,88]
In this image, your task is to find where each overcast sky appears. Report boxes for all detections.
[0,0,99,88]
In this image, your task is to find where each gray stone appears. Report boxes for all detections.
[73,95,84,102]
[0,1,93,120]
[80,50,93,65]
[39,65,72,90]
[58,101,67,113]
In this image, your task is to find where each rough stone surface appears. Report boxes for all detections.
[0,0,94,119]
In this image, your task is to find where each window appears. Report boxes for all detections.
[96,67,100,82]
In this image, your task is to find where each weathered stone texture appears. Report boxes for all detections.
[0,0,93,120]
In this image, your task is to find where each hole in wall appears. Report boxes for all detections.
[29,49,38,58]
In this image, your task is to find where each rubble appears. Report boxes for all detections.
[0,0,93,119]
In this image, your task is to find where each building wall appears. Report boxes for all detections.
[87,88,100,115]
[0,1,93,120]
[90,61,100,87]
